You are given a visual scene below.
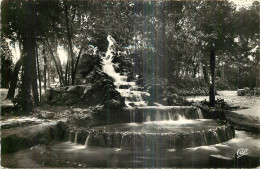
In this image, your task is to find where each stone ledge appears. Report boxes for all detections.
[224,110,260,133]
[1,121,68,154]
[68,124,234,150]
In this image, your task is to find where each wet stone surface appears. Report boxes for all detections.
[67,119,234,150]
[2,130,258,168]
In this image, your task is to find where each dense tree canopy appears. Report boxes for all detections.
[1,0,259,112]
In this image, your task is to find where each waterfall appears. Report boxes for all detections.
[120,135,125,149]
[223,127,227,140]
[226,128,230,140]
[70,124,234,150]
[102,35,203,123]
[155,111,162,121]
[102,35,148,108]
[61,35,236,154]
[146,114,151,121]
[177,114,186,120]
[168,112,172,120]
[202,132,208,145]
[85,135,90,148]
[74,132,78,144]
[196,108,204,119]
[127,108,208,123]
[213,131,221,143]
[173,135,176,149]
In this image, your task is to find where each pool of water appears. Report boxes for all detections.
[45,130,260,167]
[2,130,258,168]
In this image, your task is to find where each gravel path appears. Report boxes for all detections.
[186,90,260,119]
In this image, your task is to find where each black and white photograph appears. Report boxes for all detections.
[1,0,259,168]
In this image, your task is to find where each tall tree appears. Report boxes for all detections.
[20,0,37,112]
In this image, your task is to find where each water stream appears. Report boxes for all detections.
[74,35,235,151]
[102,35,204,121]
[102,35,149,108]
[2,35,256,168]
[6,130,256,168]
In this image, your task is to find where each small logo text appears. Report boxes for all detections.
[237,148,248,158]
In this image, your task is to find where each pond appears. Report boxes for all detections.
[2,130,258,168]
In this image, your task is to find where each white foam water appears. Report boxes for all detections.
[196,108,204,119]
[102,35,204,122]
[85,135,90,148]
[102,35,149,108]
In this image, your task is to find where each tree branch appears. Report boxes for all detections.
[44,38,64,86]
[64,1,75,84]
[73,33,88,78]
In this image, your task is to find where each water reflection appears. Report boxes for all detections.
[47,130,258,168]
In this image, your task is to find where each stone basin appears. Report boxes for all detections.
[69,119,234,150]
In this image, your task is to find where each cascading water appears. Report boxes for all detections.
[129,106,204,122]
[74,132,78,144]
[102,35,204,121]
[213,131,221,143]
[71,35,234,151]
[102,35,149,108]
[85,135,90,148]
[196,108,204,119]
[203,132,208,145]
[76,123,234,150]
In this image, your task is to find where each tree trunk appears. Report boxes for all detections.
[220,64,225,83]
[64,45,70,85]
[31,45,39,106]
[73,34,87,79]
[64,2,75,84]
[21,49,33,113]
[43,49,47,90]
[45,39,64,86]
[209,50,215,107]
[21,0,36,113]
[257,49,260,87]
[202,64,209,85]
[47,54,51,87]
[36,46,42,102]
[192,62,198,79]
[6,58,22,99]
[65,59,69,85]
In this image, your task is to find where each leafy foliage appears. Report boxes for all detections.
[1,0,259,110]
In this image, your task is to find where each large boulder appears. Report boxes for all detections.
[224,110,259,133]
[136,76,145,86]
[254,87,260,95]
[104,99,123,109]
[40,110,55,119]
[42,53,126,126]
[62,65,126,126]
[77,53,102,79]
[1,121,68,154]
[41,85,88,106]
[80,68,125,108]
[237,89,246,96]
[112,52,134,75]
[67,85,86,95]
